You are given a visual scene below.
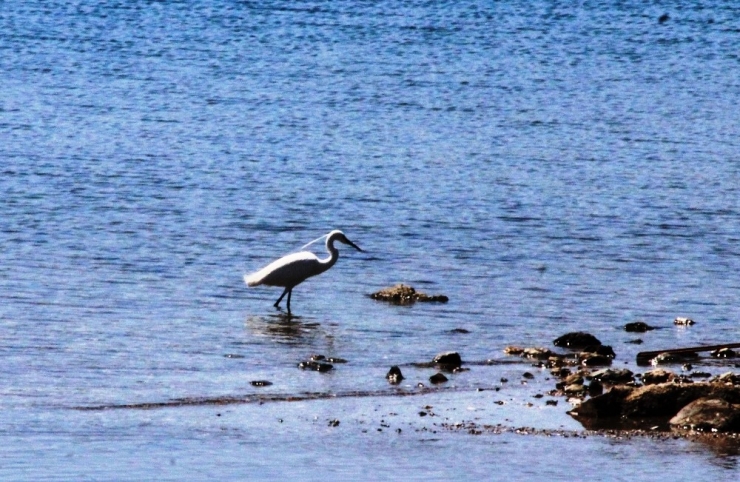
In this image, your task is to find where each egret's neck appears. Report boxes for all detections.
[318,239,340,272]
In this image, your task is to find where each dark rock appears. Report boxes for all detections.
[574,382,740,421]
[658,13,670,24]
[582,345,615,359]
[625,322,655,333]
[449,328,470,334]
[522,372,535,379]
[551,367,571,378]
[554,332,601,349]
[370,284,448,303]
[673,317,695,326]
[711,348,737,359]
[674,375,695,384]
[670,398,740,433]
[590,368,634,384]
[386,366,404,384]
[250,380,273,387]
[626,338,644,344]
[433,351,462,369]
[298,360,333,372]
[650,351,699,365]
[641,369,675,385]
[570,385,635,418]
[579,353,613,367]
[546,399,558,406]
[588,380,604,396]
[690,372,712,379]
[556,372,584,390]
[430,372,448,384]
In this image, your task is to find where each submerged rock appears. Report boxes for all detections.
[625,322,655,333]
[670,398,740,433]
[370,284,449,303]
[433,351,462,370]
[298,360,333,372]
[553,332,601,349]
[430,372,448,384]
[250,380,273,387]
[386,366,404,384]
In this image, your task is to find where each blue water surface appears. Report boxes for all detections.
[1,1,740,479]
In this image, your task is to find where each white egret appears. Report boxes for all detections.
[244,230,363,313]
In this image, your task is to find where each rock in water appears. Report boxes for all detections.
[433,351,462,369]
[670,398,740,433]
[298,360,333,372]
[710,348,737,359]
[386,366,404,384]
[553,332,601,349]
[250,380,273,387]
[429,372,448,384]
[625,321,655,332]
[650,351,699,365]
[370,284,449,303]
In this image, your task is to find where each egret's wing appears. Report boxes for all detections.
[245,251,320,287]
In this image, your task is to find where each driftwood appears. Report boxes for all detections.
[636,343,740,365]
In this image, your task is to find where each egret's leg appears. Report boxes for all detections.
[274,288,288,308]
[286,289,292,313]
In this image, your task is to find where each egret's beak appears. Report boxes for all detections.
[345,239,363,252]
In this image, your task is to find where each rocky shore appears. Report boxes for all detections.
[505,329,740,435]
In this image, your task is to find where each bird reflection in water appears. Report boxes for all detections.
[244,313,322,344]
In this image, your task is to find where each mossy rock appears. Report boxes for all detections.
[370,284,449,303]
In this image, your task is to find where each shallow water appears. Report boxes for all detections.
[2,0,740,479]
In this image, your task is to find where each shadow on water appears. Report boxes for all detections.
[243,313,322,345]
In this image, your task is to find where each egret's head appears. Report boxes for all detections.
[329,230,363,252]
